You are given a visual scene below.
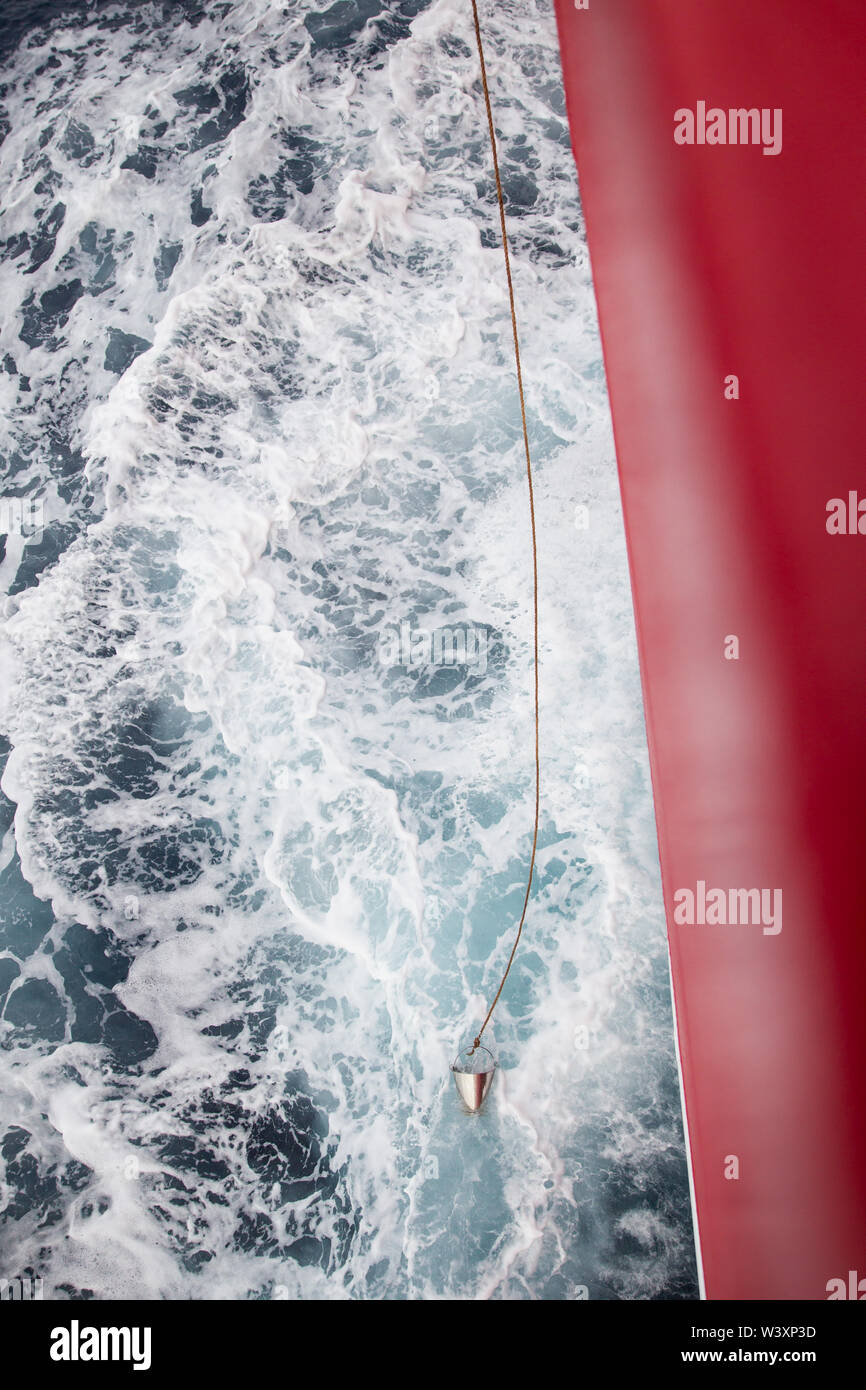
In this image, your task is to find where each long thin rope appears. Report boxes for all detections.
[468,0,540,1057]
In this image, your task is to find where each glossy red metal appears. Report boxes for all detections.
[554,0,866,1299]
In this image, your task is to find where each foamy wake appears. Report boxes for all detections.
[0,0,697,1300]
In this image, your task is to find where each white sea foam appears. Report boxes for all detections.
[0,0,697,1299]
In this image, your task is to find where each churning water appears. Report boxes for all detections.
[0,0,698,1299]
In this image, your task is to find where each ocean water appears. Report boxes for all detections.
[0,0,699,1300]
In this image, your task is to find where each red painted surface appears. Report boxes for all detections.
[552,0,866,1299]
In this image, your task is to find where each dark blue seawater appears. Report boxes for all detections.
[0,0,699,1300]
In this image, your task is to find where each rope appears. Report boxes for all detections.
[467,0,540,1058]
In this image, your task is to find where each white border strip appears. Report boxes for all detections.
[665,942,707,1300]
